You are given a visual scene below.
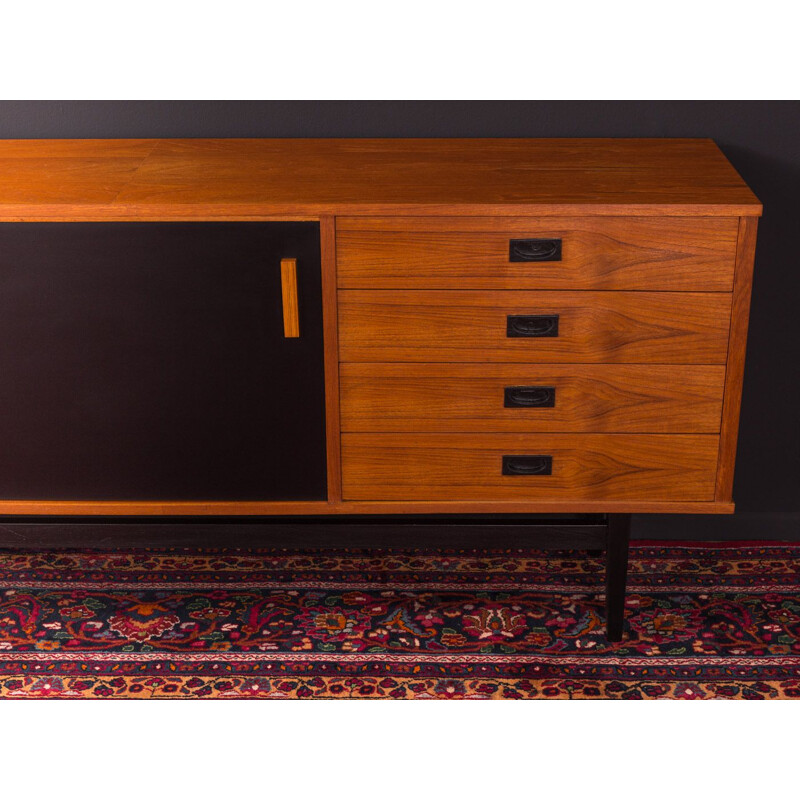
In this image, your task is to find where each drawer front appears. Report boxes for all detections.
[340,364,726,433]
[338,290,731,363]
[337,217,739,291]
[341,433,719,501]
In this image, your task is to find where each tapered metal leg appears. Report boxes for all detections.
[605,514,631,641]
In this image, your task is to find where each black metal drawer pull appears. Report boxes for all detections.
[502,455,553,476]
[506,314,559,338]
[504,386,556,408]
[509,238,562,262]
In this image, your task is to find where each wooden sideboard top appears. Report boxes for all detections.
[0,138,761,219]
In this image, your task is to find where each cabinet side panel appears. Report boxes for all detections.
[715,216,758,502]
[321,216,342,501]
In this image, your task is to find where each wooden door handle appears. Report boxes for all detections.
[280,258,300,337]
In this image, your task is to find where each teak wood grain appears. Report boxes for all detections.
[340,433,720,502]
[0,138,760,517]
[0,140,157,207]
[0,139,761,219]
[337,217,739,291]
[716,216,759,502]
[338,290,732,364]
[340,363,726,433]
[0,499,734,515]
[280,258,300,337]
[320,216,343,503]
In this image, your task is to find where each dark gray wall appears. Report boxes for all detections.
[1,101,798,517]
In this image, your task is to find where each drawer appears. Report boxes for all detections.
[338,290,732,364]
[341,433,720,501]
[336,217,739,291]
[340,364,726,433]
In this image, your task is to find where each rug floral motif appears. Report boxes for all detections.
[0,543,799,699]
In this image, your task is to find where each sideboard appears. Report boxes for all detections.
[0,138,761,639]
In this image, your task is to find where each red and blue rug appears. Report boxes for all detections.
[1,542,799,699]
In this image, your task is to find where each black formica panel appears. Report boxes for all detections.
[0,222,327,500]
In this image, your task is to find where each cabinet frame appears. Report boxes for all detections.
[0,137,760,515]
[0,212,756,515]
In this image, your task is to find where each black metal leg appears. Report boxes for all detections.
[605,514,631,641]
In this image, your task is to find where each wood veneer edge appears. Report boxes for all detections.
[0,204,763,221]
[0,500,735,515]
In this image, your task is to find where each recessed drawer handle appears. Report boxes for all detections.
[506,314,559,338]
[509,238,562,262]
[502,455,553,476]
[504,386,556,408]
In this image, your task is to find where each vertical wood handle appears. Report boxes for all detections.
[280,258,300,338]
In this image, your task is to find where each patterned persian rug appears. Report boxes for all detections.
[0,543,798,699]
